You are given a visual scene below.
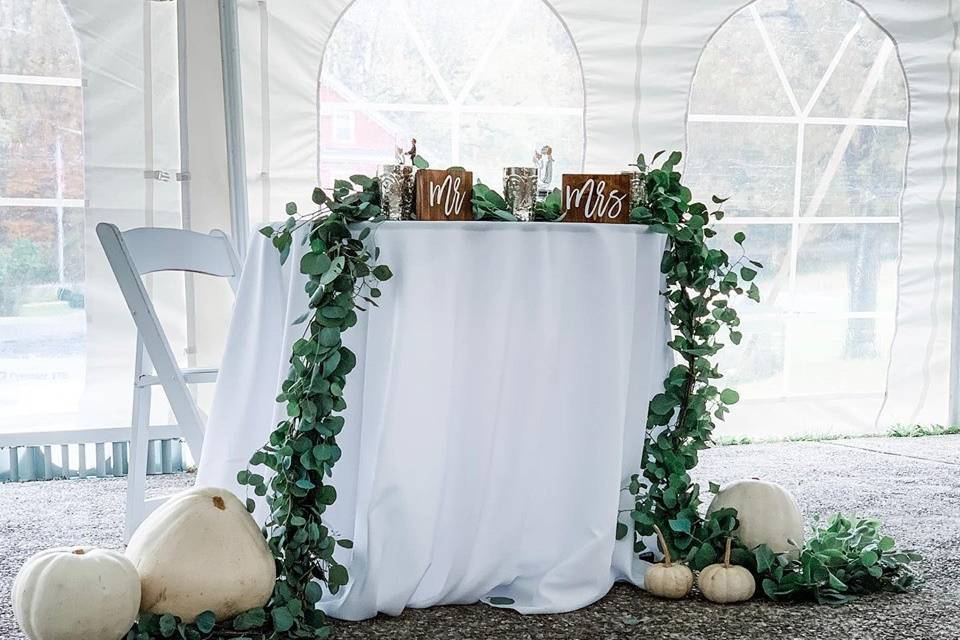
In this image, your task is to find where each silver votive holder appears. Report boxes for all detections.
[503,167,538,222]
[379,164,416,220]
[622,171,647,211]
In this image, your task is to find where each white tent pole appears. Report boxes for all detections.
[950,79,960,427]
[177,0,198,371]
[949,0,960,427]
[218,0,249,260]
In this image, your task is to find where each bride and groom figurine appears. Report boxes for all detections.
[533,144,555,200]
[395,138,417,166]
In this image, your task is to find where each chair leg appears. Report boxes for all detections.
[126,343,152,542]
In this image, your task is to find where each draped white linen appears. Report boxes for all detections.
[198,222,669,618]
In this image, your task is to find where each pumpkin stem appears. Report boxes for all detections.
[72,548,86,556]
[212,496,226,510]
[652,524,673,567]
[723,537,732,568]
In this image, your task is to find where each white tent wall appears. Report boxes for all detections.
[55,0,232,436]
[62,0,187,431]
[231,0,960,438]
[21,0,954,439]
[637,0,959,435]
[234,0,644,224]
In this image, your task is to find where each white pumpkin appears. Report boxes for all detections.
[13,546,140,640]
[697,538,756,603]
[126,486,276,622]
[707,479,804,558]
[643,525,694,599]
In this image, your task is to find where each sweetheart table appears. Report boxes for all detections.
[197,221,670,619]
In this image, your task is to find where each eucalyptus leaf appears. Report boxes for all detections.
[271,608,294,633]
[649,393,676,416]
[158,615,177,638]
[300,252,332,276]
[720,388,740,404]
[304,581,323,604]
[372,265,393,281]
[193,612,215,635]
[329,564,349,587]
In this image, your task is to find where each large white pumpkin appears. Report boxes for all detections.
[707,479,804,558]
[13,546,140,640]
[126,486,276,622]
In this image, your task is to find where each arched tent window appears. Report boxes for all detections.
[0,0,85,432]
[318,0,584,189]
[684,0,907,437]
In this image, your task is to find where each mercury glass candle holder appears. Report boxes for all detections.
[503,167,539,222]
[379,164,416,220]
[622,170,647,212]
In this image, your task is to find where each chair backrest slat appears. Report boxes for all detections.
[121,227,240,286]
[95,223,242,458]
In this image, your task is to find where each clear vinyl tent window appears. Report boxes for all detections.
[317,0,585,190]
[684,0,907,437]
[0,0,85,434]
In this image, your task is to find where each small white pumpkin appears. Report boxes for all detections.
[643,525,694,599]
[707,478,804,558]
[126,486,276,622]
[697,538,756,603]
[13,546,140,640]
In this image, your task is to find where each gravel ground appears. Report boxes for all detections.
[1,436,957,640]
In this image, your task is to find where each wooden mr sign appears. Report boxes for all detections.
[415,168,473,221]
[562,173,631,223]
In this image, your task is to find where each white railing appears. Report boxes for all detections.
[0,427,185,482]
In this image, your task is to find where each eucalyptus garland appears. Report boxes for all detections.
[127,174,390,639]
[615,150,761,569]
[122,174,387,640]
[240,174,393,639]
[614,153,922,603]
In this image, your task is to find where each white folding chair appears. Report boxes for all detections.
[96,223,242,540]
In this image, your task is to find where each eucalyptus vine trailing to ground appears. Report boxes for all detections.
[613,151,921,604]
[237,174,393,639]
[129,174,392,640]
[132,173,394,640]
[615,150,761,569]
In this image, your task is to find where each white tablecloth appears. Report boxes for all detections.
[198,221,670,619]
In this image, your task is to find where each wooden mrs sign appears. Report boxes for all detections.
[562,173,632,223]
[415,168,473,221]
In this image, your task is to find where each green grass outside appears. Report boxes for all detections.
[714,424,960,447]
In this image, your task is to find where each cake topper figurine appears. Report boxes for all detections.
[394,138,418,166]
[534,144,555,200]
[406,138,418,165]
